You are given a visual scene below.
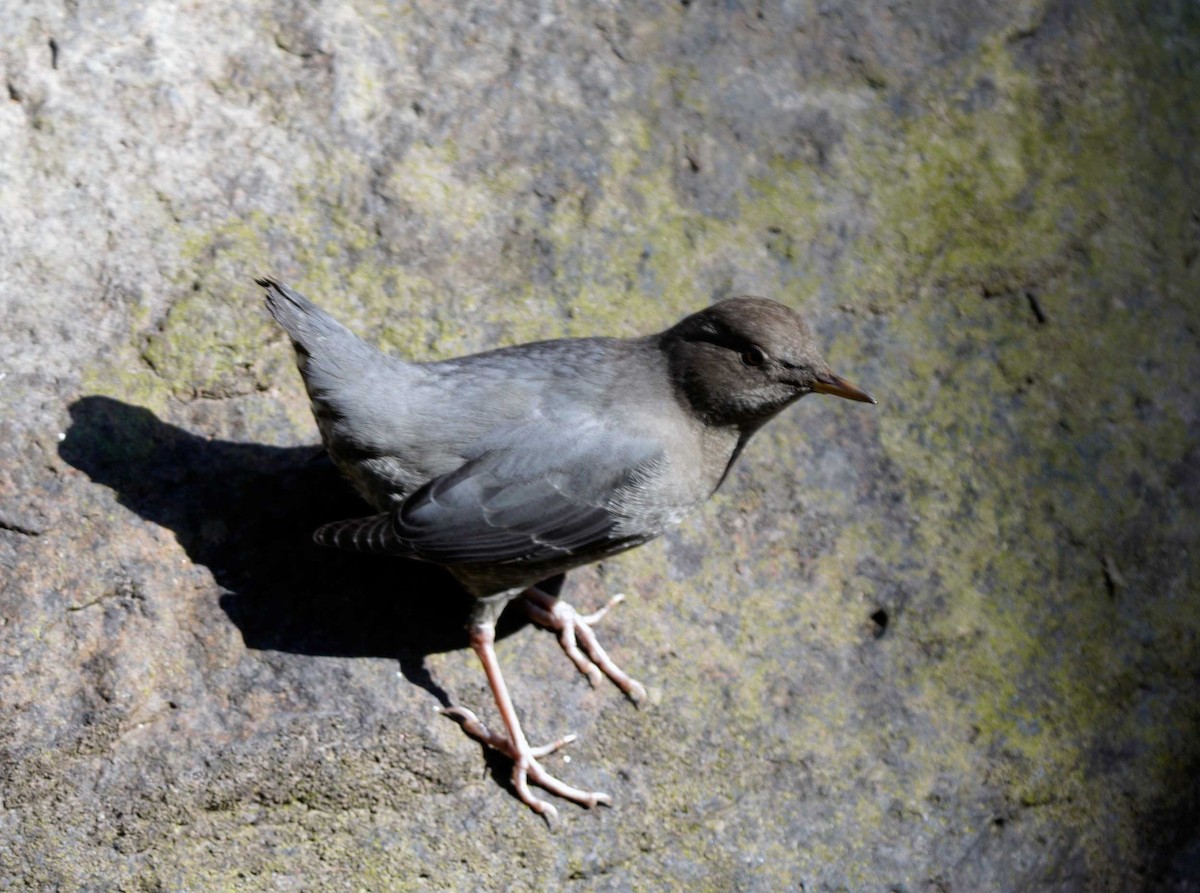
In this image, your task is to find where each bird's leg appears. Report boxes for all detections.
[440,622,612,822]
[519,587,647,704]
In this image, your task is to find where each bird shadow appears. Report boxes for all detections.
[58,395,550,708]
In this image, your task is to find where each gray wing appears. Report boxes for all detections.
[316,421,663,568]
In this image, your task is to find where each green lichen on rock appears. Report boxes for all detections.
[14,0,1200,888]
[522,113,832,349]
[824,8,1200,877]
[141,217,277,401]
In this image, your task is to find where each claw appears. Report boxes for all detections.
[440,706,578,758]
[441,623,612,820]
[519,588,647,703]
[579,592,625,625]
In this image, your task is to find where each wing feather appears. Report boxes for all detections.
[312,411,666,571]
[392,422,661,566]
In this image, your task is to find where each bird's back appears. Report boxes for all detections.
[262,279,693,513]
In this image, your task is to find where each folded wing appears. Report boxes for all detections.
[314,419,662,569]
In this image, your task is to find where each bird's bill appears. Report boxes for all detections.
[812,371,877,404]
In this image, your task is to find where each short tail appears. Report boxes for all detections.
[257,277,355,350]
[313,513,410,556]
[258,276,392,405]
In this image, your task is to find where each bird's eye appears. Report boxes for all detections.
[740,346,767,368]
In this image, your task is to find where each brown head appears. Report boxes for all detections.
[661,296,875,429]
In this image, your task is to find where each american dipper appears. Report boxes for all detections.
[259,277,875,821]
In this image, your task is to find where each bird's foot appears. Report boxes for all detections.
[440,705,578,758]
[439,706,612,822]
[519,587,647,704]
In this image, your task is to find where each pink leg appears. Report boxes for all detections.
[440,623,612,823]
[519,587,647,703]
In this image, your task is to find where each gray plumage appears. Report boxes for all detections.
[259,276,874,821]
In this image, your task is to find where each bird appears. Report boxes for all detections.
[258,276,875,822]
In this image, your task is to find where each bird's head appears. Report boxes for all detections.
[661,296,875,429]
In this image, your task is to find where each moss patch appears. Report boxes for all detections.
[830,8,1200,877]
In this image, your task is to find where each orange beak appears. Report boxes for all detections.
[812,371,877,404]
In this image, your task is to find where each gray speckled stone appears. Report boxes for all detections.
[2,1,1199,890]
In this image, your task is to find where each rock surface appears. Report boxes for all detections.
[2,0,1198,890]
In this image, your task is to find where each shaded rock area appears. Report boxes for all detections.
[2,0,1198,889]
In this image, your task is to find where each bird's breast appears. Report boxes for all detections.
[607,414,740,540]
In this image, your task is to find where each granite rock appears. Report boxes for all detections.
[2,0,1198,889]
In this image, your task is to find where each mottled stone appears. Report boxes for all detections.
[2,0,1198,890]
